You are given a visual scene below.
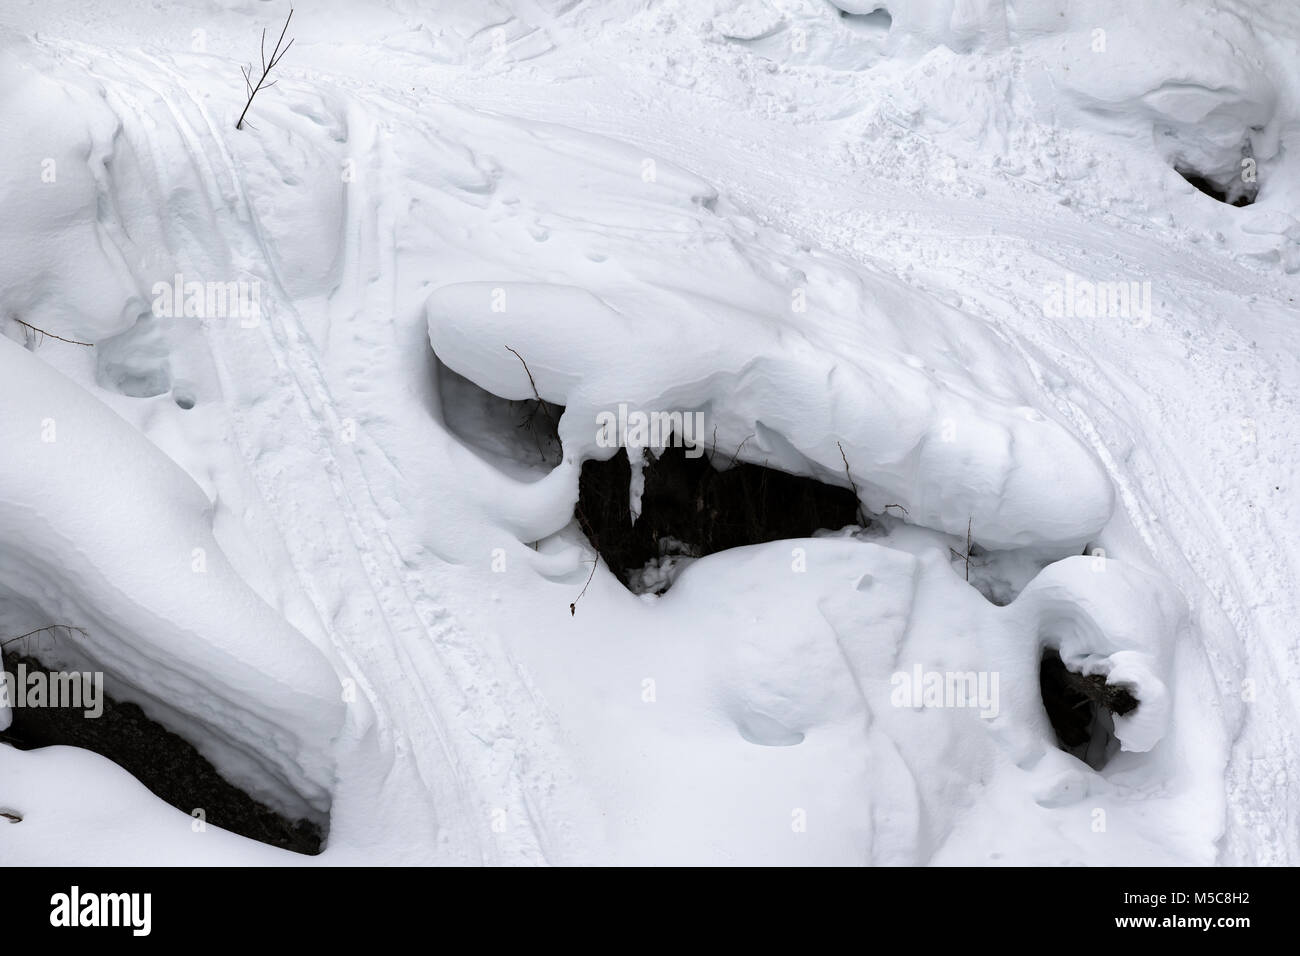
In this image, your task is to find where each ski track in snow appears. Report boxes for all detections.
[432,58,1299,859]
[5,0,1298,863]
[42,37,575,864]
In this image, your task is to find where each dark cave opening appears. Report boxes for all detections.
[1039,647,1139,770]
[837,6,893,33]
[1176,165,1255,207]
[576,443,862,593]
[1,650,324,855]
[435,354,564,474]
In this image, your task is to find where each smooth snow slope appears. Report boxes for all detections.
[0,0,1296,865]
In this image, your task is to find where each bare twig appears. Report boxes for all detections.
[571,504,601,616]
[726,434,754,469]
[0,624,88,652]
[236,8,295,130]
[836,441,867,525]
[570,556,598,617]
[948,517,974,582]
[503,350,590,614]
[12,318,93,348]
[505,345,560,462]
[504,345,555,425]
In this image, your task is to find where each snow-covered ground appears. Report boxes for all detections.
[1,0,1297,865]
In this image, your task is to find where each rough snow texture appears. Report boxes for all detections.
[0,341,343,821]
[427,279,1115,549]
[0,0,1297,865]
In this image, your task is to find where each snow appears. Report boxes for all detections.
[0,0,1296,866]
[0,744,301,865]
[1013,555,1182,755]
[426,278,1116,549]
[0,340,343,823]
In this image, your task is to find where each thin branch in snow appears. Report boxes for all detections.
[726,434,754,469]
[948,517,975,582]
[505,344,561,462]
[504,345,556,430]
[236,7,295,131]
[0,624,89,652]
[837,440,867,525]
[571,505,601,616]
[11,318,93,347]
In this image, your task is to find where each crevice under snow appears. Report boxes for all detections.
[0,0,1296,866]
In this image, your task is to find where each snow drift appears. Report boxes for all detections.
[0,0,1293,867]
[0,340,343,822]
[426,279,1115,550]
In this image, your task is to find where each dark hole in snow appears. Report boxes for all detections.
[837,6,893,32]
[1175,166,1255,207]
[577,443,861,594]
[0,651,324,855]
[435,355,563,474]
[1038,647,1138,770]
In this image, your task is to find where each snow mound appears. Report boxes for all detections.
[0,744,305,865]
[1013,555,1184,753]
[0,0,1284,866]
[0,340,344,821]
[0,37,145,343]
[543,517,1199,863]
[427,280,1114,550]
[1036,2,1281,206]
